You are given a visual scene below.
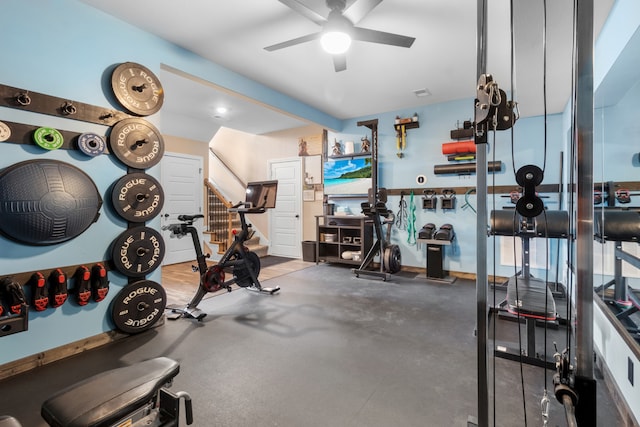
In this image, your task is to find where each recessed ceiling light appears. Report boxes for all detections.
[413,88,431,97]
[215,107,228,114]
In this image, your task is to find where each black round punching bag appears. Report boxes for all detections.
[0,159,102,245]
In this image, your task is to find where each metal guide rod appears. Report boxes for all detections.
[575,0,594,380]
[474,0,489,426]
[562,394,579,427]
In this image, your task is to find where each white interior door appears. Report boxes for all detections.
[269,158,302,258]
[161,152,203,265]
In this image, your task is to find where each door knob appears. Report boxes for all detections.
[295,214,300,218]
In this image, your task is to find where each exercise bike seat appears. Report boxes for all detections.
[177,214,204,222]
[41,357,179,427]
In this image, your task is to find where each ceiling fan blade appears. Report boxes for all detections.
[333,54,347,72]
[343,0,383,24]
[264,32,322,51]
[352,27,415,48]
[277,0,327,26]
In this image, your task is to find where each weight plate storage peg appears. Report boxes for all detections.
[77,132,106,157]
[111,62,164,116]
[111,173,164,222]
[111,280,166,334]
[33,127,64,150]
[109,118,164,169]
[110,226,165,278]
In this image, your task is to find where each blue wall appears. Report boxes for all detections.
[332,99,564,275]
[0,0,338,364]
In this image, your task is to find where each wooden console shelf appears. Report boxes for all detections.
[315,215,373,266]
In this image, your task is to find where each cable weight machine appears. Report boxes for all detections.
[471,1,597,425]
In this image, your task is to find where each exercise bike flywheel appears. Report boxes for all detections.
[202,265,227,292]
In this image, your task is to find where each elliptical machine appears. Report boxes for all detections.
[352,189,402,281]
[164,202,280,321]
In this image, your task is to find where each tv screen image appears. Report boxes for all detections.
[324,157,372,195]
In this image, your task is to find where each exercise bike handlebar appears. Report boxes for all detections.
[228,201,267,214]
[177,214,204,222]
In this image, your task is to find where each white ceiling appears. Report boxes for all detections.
[80,0,615,139]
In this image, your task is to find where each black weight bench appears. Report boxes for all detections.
[490,209,569,369]
[41,357,191,427]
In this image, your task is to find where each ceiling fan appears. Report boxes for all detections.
[264,0,415,72]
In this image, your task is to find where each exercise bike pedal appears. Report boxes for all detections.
[247,285,281,295]
[166,304,207,321]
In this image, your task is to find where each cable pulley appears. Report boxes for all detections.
[515,164,545,218]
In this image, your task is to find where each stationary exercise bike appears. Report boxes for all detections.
[1,357,193,427]
[164,201,280,322]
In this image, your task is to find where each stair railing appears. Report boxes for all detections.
[209,147,246,189]
[204,179,236,253]
[207,147,260,253]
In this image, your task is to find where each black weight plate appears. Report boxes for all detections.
[111,62,164,116]
[109,118,164,169]
[111,280,166,334]
[385,244,402,274]
[111,173,164,222]
[0,160,102,245]
[77,132,106,157]
[111,226,165,277]
[233,251,261,288]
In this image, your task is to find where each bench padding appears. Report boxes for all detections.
[41,357,179,427]
[491,209,569,238]
[506,276,556,320]
[594,210,640,242]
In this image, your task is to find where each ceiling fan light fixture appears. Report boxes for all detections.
[321,31,352,54]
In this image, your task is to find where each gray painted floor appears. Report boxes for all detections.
[0,264,624,426]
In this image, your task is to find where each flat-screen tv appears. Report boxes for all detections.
[324,157,372,196]
[245,180,278,209]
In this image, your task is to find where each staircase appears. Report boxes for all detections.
[244,234,269,258]
[204,179,269,257]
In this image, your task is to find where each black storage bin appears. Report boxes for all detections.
[302,241,317,262]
